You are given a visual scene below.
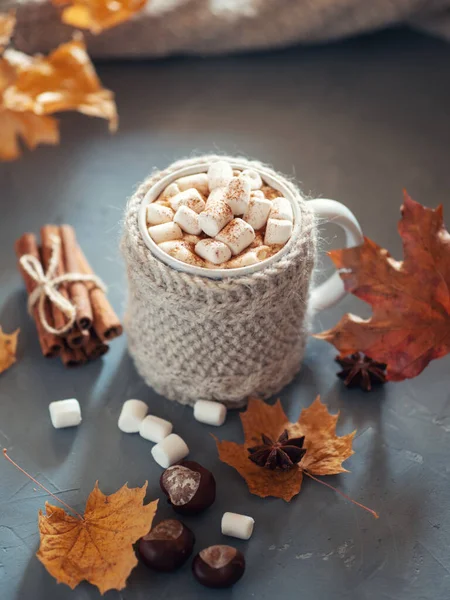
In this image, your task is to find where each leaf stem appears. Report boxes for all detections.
[3,449,84,521]
[303,469,379,519]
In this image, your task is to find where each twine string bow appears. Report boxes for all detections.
[19,234,107,336]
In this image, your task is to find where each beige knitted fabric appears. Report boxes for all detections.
[121,156,316,408]
[11,0,450,57]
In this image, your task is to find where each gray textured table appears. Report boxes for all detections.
[1,29,450,600]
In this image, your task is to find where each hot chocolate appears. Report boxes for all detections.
[145,160,294,270]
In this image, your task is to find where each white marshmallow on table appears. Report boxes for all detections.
[224,176,251,215]
[195,239,231,265]
[173,205,202,235]
[147,203,174,225]
[169,188,206,214]
[139,415,173,443]
[176,173,209,196]
[226,245,270,268]
[244,195,272,230]
[198,201,233,237]
[216,218,255,255]
[49,399,81,429]
[159,241,203,266]
[270,197,294,222]
[148,222,183,244]
[264,218,293,245]
[194,400,227,426]
[206,186,226,208]
[151,433,189,468]
[118,399,148,433]
[208,160,234,190]
[241,169,263,190]
[221,512,255,540]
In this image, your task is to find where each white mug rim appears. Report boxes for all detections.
[138,160,302,279]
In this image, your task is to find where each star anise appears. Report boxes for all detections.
[247,430,306,470]
[336,353,387,391]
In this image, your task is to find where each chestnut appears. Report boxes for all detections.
[160,460,216,515]
[192,545,245,588]
[139,519,195,572]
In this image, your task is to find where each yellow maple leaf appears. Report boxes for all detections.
[0,326,19,374]
[53,0,147,34]
[37,482,158,594]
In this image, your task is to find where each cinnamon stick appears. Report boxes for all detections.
[84,330,109,360]
[75,246,123,342]
[40,225,71,335]
[60,225,93,331]
[61,345,87,368]
[14,233,62,357]
[66,325,89,349]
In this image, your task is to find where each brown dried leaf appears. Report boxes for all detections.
[52,0,147,34]
[0,326,19,374]
[215,396,355,502]
[315,193,450,381]
[0,11,15,52]
[37,482,158,594]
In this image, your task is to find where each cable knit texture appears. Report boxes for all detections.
[121,155,316,408]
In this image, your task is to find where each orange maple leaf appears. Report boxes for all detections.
[0,326,19,374]
[52,0,147,34]
[0,10,15,52]
[3,38,118,129]
[0,55,59,161]
[315,192,450,381]
[0,34,117,160]
[37,482,158,594]
[215,396,355,502]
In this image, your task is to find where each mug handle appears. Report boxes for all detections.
[308,198,364,313]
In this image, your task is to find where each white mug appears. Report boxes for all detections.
[123,156,363,407]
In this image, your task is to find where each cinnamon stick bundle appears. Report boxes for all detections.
[14,233,62,357]
[15,225,122,367]
[61,345,87,368]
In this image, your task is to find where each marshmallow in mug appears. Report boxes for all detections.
[176,173,209,196]
[147,162,295,270]
[170,189,206,214]
[147,203,174,225]
[223,176,251,216]
[195,239,231,265]
[199,201,233,237]
[174,205,202,235]
[159,241,203,266]
[244,195,272,230]
[208,160,234,190]
[216,219,255,256]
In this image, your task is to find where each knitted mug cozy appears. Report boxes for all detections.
[121,155,316,408]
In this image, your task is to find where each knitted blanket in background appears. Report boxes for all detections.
[10,0,450,59]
